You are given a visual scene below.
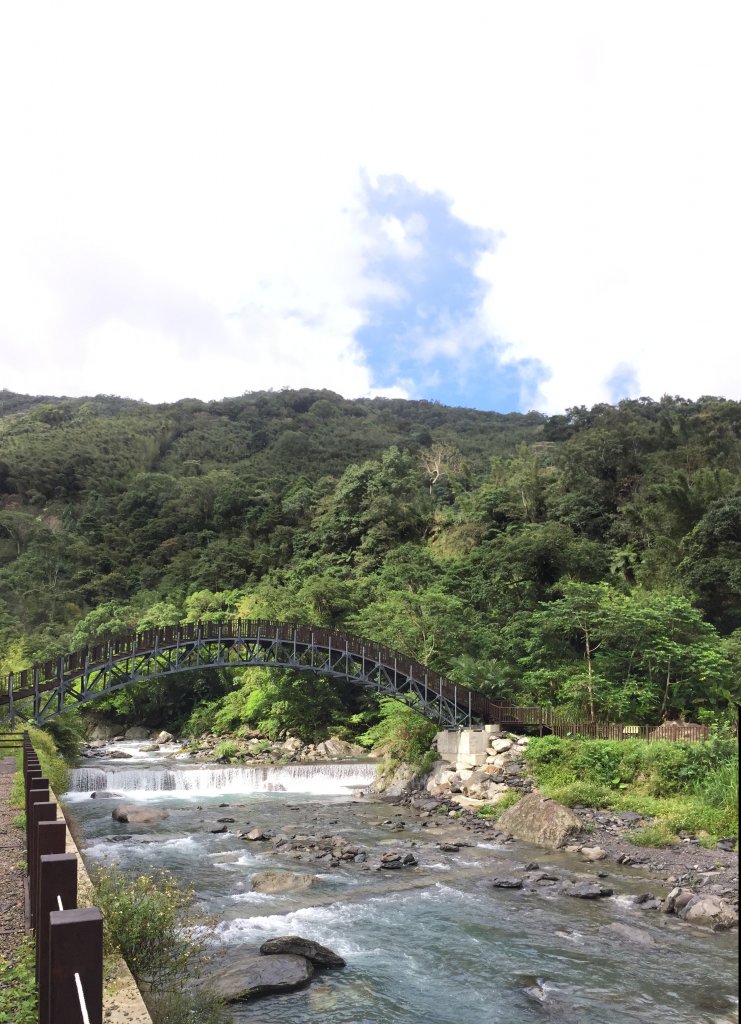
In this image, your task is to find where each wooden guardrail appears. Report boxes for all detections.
[23,733,103,1024]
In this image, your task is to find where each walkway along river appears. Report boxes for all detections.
[62,744,738,1024]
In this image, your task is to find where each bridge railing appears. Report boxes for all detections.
[0,619,500,721]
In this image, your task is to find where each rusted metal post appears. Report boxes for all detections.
[48,907,103,1024]
[37,852,78,1021]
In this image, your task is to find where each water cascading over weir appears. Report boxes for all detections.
[69,761,379,797]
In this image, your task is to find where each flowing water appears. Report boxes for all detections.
[63,746,739,1024]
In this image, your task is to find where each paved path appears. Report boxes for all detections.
[0,755,26,964]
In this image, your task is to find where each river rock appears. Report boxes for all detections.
[251,871,316,893]
[206,953,314,1001]
[90,791,123,799]
[491,876,524,889]
[123,726,151,740]
[111,805,169,824]
[155,731,175,744]
[497,794,581,849]
[489,738,513,754]
[242,828,269,841]
[260,936,345,966]
[661,886,695,915]
[580,845,607,861]
[107,750,133,759]
[138,744,160,752]
[677,895,739,931]
[566,882,614,899]
[378,852,403,869]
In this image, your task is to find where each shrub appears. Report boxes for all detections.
[356,698,436,767]
[213,740,239,761]
[42,713,87,760]
[92,865,204,988]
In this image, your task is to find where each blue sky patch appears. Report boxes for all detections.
[357,175,547,412]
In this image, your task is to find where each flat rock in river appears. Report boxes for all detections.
[260,935,346,966]
[207,953,314,1001]
[250,870,316,893]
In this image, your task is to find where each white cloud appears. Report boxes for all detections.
[0,1,739,412]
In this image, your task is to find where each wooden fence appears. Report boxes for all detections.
[22,732,103,1024]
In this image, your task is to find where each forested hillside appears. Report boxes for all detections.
[0,388,739,735]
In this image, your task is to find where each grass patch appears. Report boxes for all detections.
[477,790,523,820]
[629,822,679,848]
[0,937,36,1024]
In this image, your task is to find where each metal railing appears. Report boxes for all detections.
[23,733,103,1024]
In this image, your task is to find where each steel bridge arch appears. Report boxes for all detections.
[0,619,504,730]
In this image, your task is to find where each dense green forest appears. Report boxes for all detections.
[0,387,739,737]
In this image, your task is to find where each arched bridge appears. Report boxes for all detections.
[0,619,516,730]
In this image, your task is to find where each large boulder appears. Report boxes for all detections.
[251,871,316,894]
[260,936,345,967]
[154,730,175,744]
[123,726,151,741]
[370,763,415,797]
[677,895,738,931]
[111,805,169,824]
[497,794,581,849]
[88,724,124,741]
[207,954,313,1001]
[314,738,364,759]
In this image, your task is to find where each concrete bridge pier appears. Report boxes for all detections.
[435,724,501,770]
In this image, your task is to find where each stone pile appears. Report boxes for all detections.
[426,732,533,805]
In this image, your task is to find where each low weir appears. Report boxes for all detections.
[69,761,378,796]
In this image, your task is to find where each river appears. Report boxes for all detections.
[62,745,739,1024]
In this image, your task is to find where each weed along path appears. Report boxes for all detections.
[0,756,26,958]
[63,745,739,1024]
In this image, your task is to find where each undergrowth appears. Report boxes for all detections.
[524,735,738,847]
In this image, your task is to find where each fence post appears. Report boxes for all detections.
[24,769,44,842]
[26,785,49,875]
[48,907,103,1024]
[38,852,78,1023]
[30,801,57,923]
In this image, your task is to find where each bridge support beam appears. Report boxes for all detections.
[434,724,501,769]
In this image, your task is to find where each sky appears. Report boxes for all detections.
[0,1,739,415]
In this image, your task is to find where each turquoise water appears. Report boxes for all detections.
[64,753,738,1024]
